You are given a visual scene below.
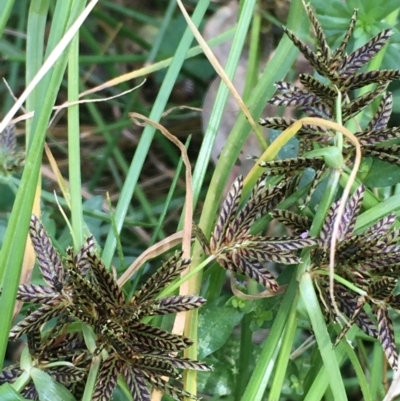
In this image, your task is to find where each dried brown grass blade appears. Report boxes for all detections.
[117,231,184,287]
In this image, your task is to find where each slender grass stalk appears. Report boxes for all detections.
[342,340,372,401]
[68,32,84,250]
[146,0,177,64]
[235,279,261,401]
[242,6,261,103]
[370,342,384,399]
[0,0,15,40]
[240,276,299,401]
[81,356,101,401]
[3,5,27,113]
[268,295,298,401]
[234,313,252,401]
[25,0,50,140]
[299,272,348,400]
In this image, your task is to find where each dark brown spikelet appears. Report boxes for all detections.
[29,215,64,291]
[338,185,364,241]
[304,2,329,61]
[88,252,125,308]
[93,355,120,401]
[228,254,279,290]
[122,367,151,401]
[73,235,96,276]
[376,307,398,370]
[211,175,243,250]
[132,252,190,304]
[356,127,400,146]
[259,158,325,177]
[342,70,400,91]
[299,74,337,99]
[27,323,42,357]
[342,83,388,122]
[339,28,393,76]
[128,322,193,352]
[0,124,16,153]
[366,93,393,131]
[259,116,296,130]
[259,117,328,136]
[282,26,327,77]
[387,294,400,312]
[335,295,367,345]
[271,210,311,235]
[331,9,358,67]
[152,295,207,315]
[48,365,86,384]
[144,373,199,401]
[0,367,20,385]
[9,304,65,340]
[21,384,37,400]
[268,81,319,107]
[133,356,180,379]
[17,284,56,304]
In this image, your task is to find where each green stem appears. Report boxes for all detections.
[300,272,348,400]
[267,291,298,400]
[10,370,31,393]
[309,169,340,237]
[0,0,15,40]
[240,275,298,401]
[81,356,101,401]
[235,315,252,400]
[68,31,84,250]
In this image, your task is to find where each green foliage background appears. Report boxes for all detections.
[1,0,400,400]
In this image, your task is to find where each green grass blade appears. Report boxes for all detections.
[300,272,348,401]
[342,339,372,401]
[0,0,15,39]
[240,275,299,401]
[25,0,50,139]
[68,33,84,249]
[268,297,298,401]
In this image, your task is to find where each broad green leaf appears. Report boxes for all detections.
[0,383,30,401]
[30,368,77,401]
[198,296,244,359]
[363,159,400,187]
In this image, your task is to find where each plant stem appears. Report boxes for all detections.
[240,275,298,401]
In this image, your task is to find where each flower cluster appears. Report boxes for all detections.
[1,216,210,400]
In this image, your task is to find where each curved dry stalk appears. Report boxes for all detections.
[129,113,193,259]
[10,81,146,126]
[244,121,303,191]
[117,231,184,287]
